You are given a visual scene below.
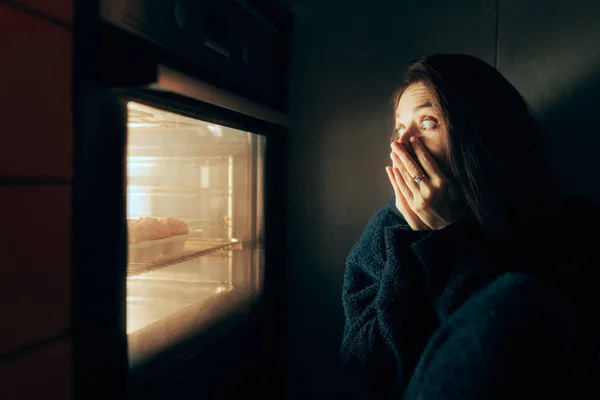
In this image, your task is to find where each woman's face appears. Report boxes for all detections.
[394,82,450,176]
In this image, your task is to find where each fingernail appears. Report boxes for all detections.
[410,137,417,143]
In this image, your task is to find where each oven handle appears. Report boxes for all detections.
[149,65,289,127]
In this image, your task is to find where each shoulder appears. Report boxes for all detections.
[411,272,576,361]
[406,272,581,398]
[452,272,573,325]
[421,272,577,362]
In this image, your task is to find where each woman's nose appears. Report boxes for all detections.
[397,125,418,145]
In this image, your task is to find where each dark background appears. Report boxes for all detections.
[284,0,600,396]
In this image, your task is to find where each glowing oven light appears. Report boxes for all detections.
[207,124,222,137]
[128,122,159,128]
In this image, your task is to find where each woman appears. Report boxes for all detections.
[340,54,597,399]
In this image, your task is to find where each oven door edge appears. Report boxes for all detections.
[150,65,289,128]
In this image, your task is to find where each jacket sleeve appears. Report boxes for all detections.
[340,208,438,397]
[409,220,503,323]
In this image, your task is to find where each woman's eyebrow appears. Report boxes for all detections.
[413,102,433,111]
[396,102,434,119]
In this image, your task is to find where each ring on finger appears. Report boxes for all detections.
[411,174,426,186]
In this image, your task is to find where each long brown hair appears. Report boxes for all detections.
[392,54,563,245]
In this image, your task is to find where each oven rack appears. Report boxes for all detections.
[127,237,239,276]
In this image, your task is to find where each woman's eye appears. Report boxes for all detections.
[421,118,437,130]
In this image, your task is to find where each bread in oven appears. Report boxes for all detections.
[159,217,189,236]
[128,216,188,242]
[133,217,164,241]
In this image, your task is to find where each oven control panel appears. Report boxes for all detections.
[99,0,289,109]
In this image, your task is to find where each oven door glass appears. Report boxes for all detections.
[125,101,265,368]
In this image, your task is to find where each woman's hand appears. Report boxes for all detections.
[386,161,430,231]
[385,137,465,230]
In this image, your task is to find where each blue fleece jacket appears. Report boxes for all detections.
[340,196,595,399]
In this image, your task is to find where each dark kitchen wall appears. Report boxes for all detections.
[0,1,73,399]
[497,0,600,200]
[284,0,600,397]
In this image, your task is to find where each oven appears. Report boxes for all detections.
[71,2,289,397]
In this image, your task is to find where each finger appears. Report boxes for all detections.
[390,151,402,171]
[387,166,413,213]
[386,166,401,199]
[393,166,415,200]
[386,167,424,230]
[394,152,422,195]
[391,148,417,191]
[392,141,425,182]
[391,151,421,196]
[389,147,403,170]
[409,137,445,180]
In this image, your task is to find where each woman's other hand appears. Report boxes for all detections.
[386,144,430,230]
[386,138,465,230]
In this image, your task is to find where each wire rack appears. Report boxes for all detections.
[127,237,239,277]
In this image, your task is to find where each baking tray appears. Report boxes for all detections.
[127,235,239,277]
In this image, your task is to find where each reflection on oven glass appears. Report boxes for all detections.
[126,252,233,334]
[125,101,265,364]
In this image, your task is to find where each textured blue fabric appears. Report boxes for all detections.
[340,196,594,399]
[403,272,578,400]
